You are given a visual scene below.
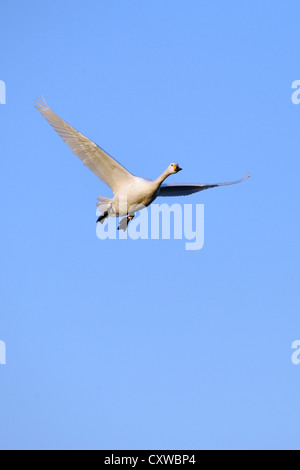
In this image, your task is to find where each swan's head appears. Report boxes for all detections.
[169,163,182,174]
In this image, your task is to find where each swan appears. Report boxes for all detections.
[35,98,250,231]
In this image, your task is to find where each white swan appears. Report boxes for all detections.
[35,98,250,231]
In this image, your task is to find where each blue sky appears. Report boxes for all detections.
[0,0,300,450]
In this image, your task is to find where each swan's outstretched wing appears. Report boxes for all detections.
[158,173,251,197]
[35,98,135,193]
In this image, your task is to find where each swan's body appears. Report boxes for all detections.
[35,98,250,230]
[112,177,160,215]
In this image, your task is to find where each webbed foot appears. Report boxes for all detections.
[96,211,109,224]
[117,215,135,232]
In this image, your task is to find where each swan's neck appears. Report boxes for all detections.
[154,169,171,188]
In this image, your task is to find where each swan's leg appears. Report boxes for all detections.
[96,211,109,224]
[117,215,135,232]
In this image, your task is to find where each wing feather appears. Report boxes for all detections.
[158,173,251,197]
[35,98,134,193]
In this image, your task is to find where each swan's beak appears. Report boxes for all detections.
[176,166,182,172]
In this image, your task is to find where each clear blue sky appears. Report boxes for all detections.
[1,0,300,450]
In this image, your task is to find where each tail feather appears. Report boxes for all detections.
[96,196,112,212]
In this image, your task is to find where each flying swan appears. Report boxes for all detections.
[35,98,250,231]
